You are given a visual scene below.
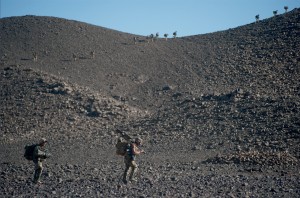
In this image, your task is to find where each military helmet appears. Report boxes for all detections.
[135,137,142,144]
[39,138,47,144]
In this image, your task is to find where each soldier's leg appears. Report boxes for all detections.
[33,161,43,183]
[123,161,130,182]
[129,161,138,181]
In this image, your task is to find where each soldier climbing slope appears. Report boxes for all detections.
[32,138,51,184]
[122,137,144,184]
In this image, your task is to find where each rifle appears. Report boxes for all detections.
[116,129,132,141]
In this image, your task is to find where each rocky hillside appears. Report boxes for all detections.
[1,9,299,110]
[0,8,299,198]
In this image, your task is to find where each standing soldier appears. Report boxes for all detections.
[33,52,38,62]
[134,37,137,45]
[90,51,95,59]
[173,31,177,38]
[33,138,51,184]
[72,53,77,61]
[123,138,144,184]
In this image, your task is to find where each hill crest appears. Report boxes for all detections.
[1,9,299,111]
[0,8,300,198]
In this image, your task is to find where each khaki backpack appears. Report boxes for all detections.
[116,138,130,156]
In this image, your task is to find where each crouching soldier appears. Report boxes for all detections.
[123,138,144,184]
[33,138,51,184]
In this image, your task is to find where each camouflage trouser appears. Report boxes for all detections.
[33,160,43,183]
[123,159,138,181]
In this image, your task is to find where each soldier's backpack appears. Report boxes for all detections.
[116,138,130,156]
[24,144,37,160]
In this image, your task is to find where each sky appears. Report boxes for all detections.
[1,0,299,37]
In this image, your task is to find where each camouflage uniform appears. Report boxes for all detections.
[32,138,50,183]
[123,138,143,183]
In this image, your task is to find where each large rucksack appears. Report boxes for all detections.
[116,138,130,156]
[24,144,37,160]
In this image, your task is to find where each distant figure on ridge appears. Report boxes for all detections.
[33,52,38,62]
[284,6,288,13]
[164,33,168,41]
[90,51,95,59]
[73,53,77,61]
[173,31,177,39]
[255,15,259,23]
[150,34,154,42]
[134,37,138,45]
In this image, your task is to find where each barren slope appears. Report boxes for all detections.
[0,8,299,198]
[1,9,299,110]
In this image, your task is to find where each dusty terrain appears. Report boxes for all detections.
[0,8,299,197]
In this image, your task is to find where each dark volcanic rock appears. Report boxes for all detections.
[0,8,299,198]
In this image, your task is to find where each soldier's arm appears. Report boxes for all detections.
[33,146,48,158]
[132,144,144,155]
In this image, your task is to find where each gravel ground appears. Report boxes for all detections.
[0,8,299,197]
